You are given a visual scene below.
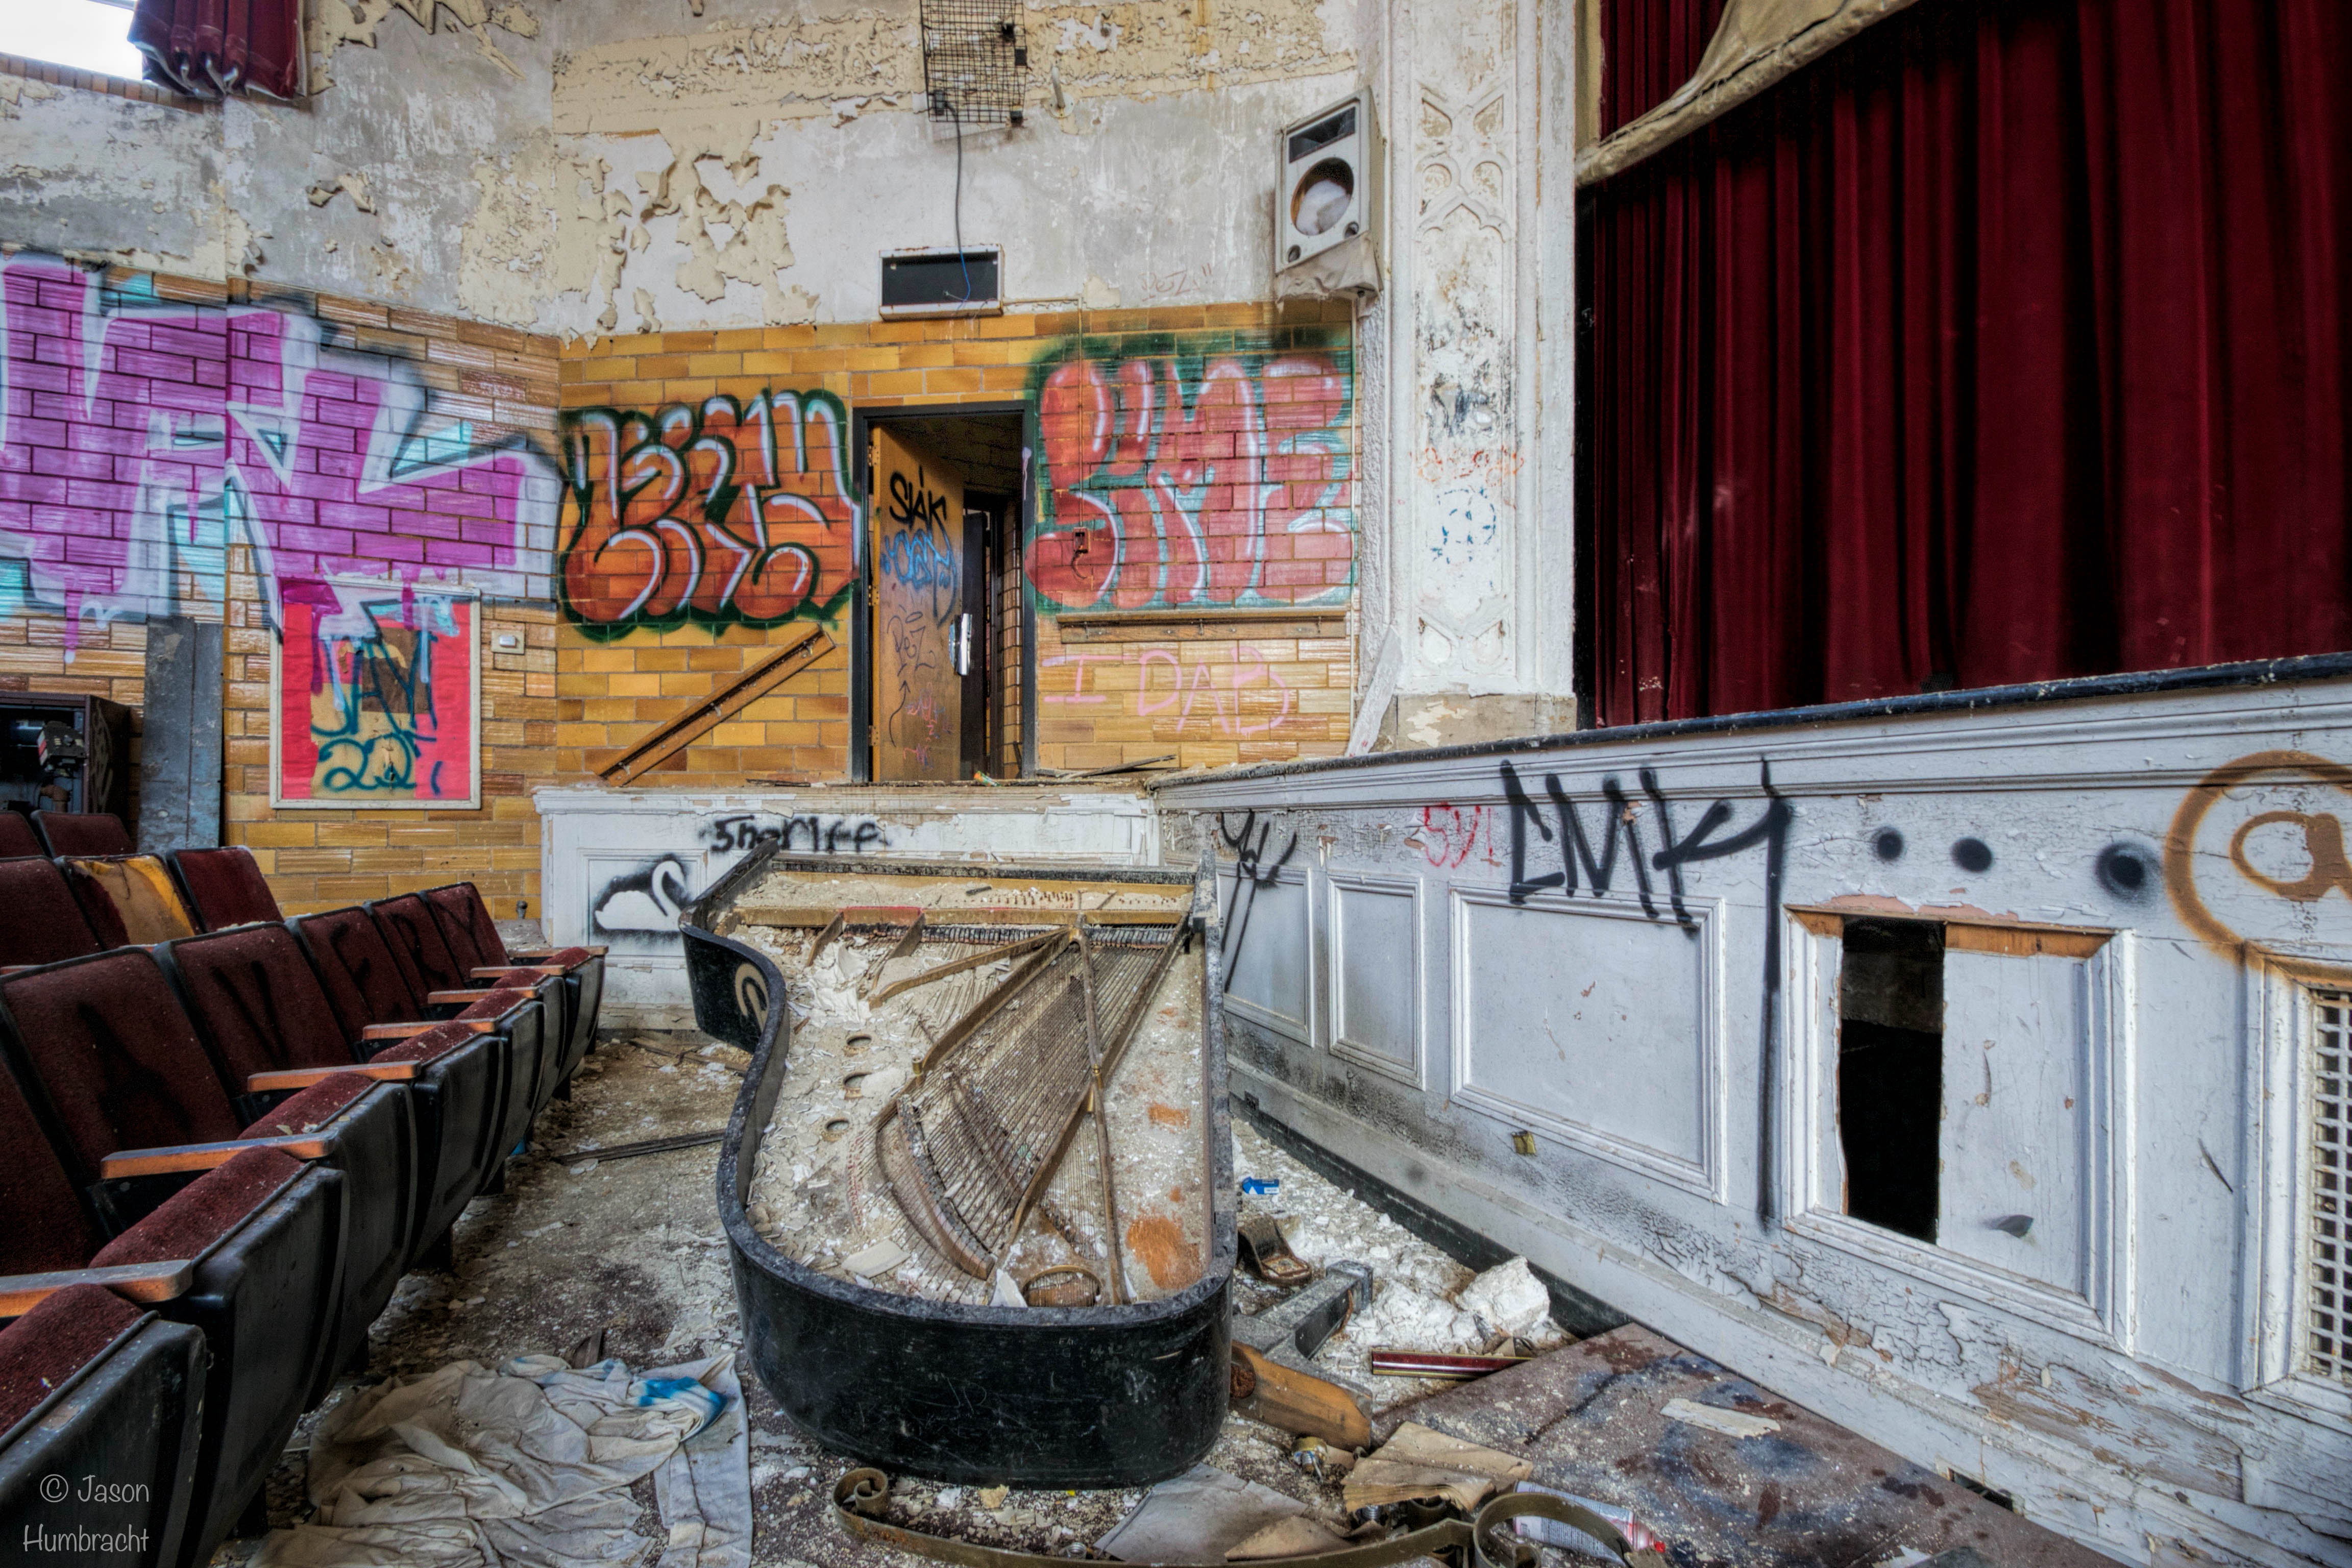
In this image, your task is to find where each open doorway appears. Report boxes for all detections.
[853,406,1030,782]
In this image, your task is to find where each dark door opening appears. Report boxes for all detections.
[854,406,1029,782]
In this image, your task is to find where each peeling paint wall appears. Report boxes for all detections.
[5,0,1365,333]
[0,83,227,278]
[1158,679,2352,1568]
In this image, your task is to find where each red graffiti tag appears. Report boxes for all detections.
[1417,803,1491,868]
[1028,346,1355,611]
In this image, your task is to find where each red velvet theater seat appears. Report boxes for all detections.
[157,924,502,1272]
[0,856,101,969]
[367,894,553,1145]
[164,846,282,932]
[33,810,133,857]
[0,950,411,1404]
[57,854,200,947]
[0,1058,339,1568]
[0,811,41,859]
[0,1284,206,1568]
[291,906,534,1220]
[424,880,604,1098]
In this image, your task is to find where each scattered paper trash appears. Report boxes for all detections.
[1342,1420,1533,1513]
[977,1485,1010,1510]
[1662,1397,1781,1438]
[991,1269,1026,1307]
[1240,1177,1280,1196]
[1096,1464,1308,1562]
[1457,1256,1551,1338]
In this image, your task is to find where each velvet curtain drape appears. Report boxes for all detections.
[1582,0,2352,726]
[131,0,303,99]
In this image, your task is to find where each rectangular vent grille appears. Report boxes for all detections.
[2313,993,2350,1381]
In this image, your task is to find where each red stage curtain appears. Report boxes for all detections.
[1582,0,2352,725]
[130,0,302,99]
[1600,0,1727,136]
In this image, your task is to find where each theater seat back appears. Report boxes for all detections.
[0,811,41,860]
[158,925,355,1084]
[369,893,470,994]
[289,908,422,1036]
[0,857,101,969]
[0,1058,104,1275]
[166,846,283,932]
[0,950,242,1185]
[0,1284,205,1568]
[58,855,200,947]
[423,881,507,970]
[33,811,132,857]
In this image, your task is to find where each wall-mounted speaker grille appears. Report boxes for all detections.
[921,0,1027,127]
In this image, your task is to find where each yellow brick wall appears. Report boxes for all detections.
[554,301,1358,778]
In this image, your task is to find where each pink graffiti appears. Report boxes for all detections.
[0,253,559,641]
[1044,644,1297,736]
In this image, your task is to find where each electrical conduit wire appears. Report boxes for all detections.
[945,94,973,303]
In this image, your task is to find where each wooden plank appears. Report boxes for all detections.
[738,904,1183,929]
[599,627,829,784]
[0,1261,194,1317]
[249,1062,419,1091]
[100,1135,330,1177]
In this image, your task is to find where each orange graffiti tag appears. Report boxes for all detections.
[2166,749,2352,983]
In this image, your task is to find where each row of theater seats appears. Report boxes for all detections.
[0,834,604,1568]
[0,806,142,860]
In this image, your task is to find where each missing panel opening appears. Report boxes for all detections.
[1838,917,1943,1242]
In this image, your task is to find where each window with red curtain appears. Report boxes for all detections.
[131,0,303,99]
[1579,0,2352,726]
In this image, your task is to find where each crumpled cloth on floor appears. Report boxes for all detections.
[254,1352,745,1568]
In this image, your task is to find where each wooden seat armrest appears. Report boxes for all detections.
[427,988,495,1006]
[473,965,562,979]
[100,1134,331,1179]
[0,1261,195,1318]
[362,1018,496,1041]
[249,1062,419,1093]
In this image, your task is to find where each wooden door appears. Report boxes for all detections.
[871,427,966,781]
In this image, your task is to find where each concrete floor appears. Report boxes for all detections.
[210,1025,2114,1568]
[215,1031,1353,1566]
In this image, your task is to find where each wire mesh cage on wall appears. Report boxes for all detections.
[920,0,1028,126]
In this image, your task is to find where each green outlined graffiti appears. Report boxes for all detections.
[557,389,864,641]
[1025,327,1356,612]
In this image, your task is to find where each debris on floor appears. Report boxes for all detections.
[251,1352,745,1568]
[1091,1463,1313,1562]
[1340,1420,1532,1512]
[1230,1117,1576,1404]
[208,1033,2125,1568]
